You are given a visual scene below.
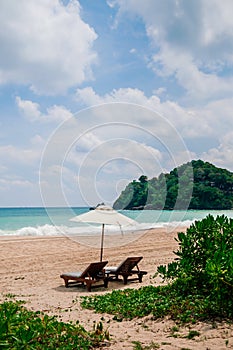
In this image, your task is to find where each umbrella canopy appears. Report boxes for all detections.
[70,205,137,261]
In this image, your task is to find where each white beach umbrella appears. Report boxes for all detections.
[70,205,137,261]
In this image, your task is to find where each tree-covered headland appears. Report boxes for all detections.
[113,160,233,210]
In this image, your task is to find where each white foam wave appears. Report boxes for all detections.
[0,219,195,237]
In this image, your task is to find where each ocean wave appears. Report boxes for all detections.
[0,224,62,237]
[0,220,195,237]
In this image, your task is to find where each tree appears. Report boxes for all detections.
[113,160,233,210]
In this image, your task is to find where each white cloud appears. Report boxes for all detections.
[16,97,41,122]
[45,105,73,123]
[16,96,73,123]
[0,178,33,190]
[0,144,41,166]
[30,135,46,146]
[129,48,137,54]
[111,0,233,102]
[153,87,166,96]
[194,98,233,139]
[75,87,103,106]
[74,86,233,174]
[0,0,97,94]
[152,47,233,102]
[0,176,41,206]
[71,138,163,205]
[75,86,212,138]
[202,131,233,172]
[75,132,102,152]
[39,101,175,207]
[114,0,233,62]
[76,86,163,109]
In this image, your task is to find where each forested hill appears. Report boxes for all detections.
[113,160,233,210]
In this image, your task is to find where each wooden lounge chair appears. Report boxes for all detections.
[60,261,108,292]
[105,257,147,285]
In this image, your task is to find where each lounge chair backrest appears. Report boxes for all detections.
[116,257,143,274]
[80,261,108,278]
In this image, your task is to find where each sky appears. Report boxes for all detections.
[1,0,233,207]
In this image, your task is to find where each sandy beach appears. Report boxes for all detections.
[0,227,232,349]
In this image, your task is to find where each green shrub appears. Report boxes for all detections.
[0,300,109,349]
[81,215,233,322]
[81,282,224,322]
[157,214,233,317]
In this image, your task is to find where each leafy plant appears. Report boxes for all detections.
[158,214,233,317]
[81,215,233,324]
[82,280,228,322]
[0,300,109,349]
[185,330,200,339]
[132,340,160,349]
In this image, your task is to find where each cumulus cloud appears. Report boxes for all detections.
[0,0,97,94]
[39,100,187,206]
[111,0,233,102]
[16,96,73,123]
[202,131,233,172]
[116,0,233,62]
[16,97,41,122]
[74,86,233,173]
[75,86,212,138]
[71,138,163,205]
[152,47,233,102]
[194,98,233,139]
[75,132,102,153]
[75,86,152,106]
[0,144,41,166]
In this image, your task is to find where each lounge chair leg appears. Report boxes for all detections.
[64,278,69,288]
[104,277,108,288]
[86,281,92,292]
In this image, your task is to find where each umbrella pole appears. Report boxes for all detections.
[100,223,104,262]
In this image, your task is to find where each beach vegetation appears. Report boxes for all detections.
[114,175,148,210]
[132,340,160,349]
[0,299,109,349]
[113,159,233,210]
[185,330,200,339]
[158,214,233,315]
[81,215,233,324]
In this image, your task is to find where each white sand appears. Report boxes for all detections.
[0,227,232,349]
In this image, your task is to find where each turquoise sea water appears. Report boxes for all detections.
[0,207,233,237]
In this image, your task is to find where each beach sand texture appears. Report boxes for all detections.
[0,227,232,349]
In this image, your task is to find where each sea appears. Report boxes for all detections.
[0,207,233,237]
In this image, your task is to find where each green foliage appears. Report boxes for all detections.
[81,281,230,323]
[82,286,167,320]
[158,215,233,318]
[185,330,200,339]
[0,299,109,349]
[81,215,233,324]
[114,175,148,209]
[113,159,233,210]
[132,340,160,349]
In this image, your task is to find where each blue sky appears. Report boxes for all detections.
[1,0,233,207]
